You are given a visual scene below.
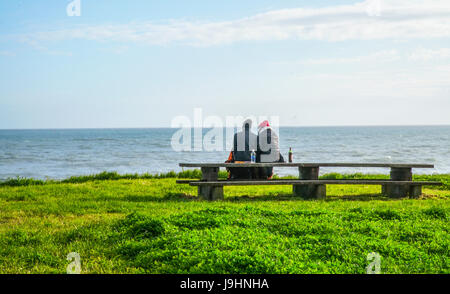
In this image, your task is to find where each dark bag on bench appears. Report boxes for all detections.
[225,152,260,180]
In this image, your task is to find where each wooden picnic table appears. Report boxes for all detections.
[178,162,440,200]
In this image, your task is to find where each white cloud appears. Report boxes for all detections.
[0,51,15,57]
[408,48,450,61]
[20,0,450,47]
[293,64,450,100]
[21,39,72,56]
[281,47,450,65]
[300,50,399,65]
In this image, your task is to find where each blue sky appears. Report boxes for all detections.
[1,0,450,128]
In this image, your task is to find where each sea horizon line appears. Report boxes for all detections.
[1,124,450,131]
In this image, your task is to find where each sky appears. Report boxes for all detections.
[1,0,450,129]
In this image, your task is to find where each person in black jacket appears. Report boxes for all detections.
[225,119,258,179]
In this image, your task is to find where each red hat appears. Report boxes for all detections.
[258,120,270,130]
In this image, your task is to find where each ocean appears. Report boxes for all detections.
[0,126,449,180]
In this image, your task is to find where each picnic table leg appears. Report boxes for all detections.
[198,167,223,200]
[409,185,422,199]
[384,167,412,198]
[293,166,326,199]
[198,185,224,201]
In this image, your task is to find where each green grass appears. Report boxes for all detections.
[0,170,212,187]
[0,172,449,274]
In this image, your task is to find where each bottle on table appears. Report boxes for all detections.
[288,147,293,163]
[251,150,256,163]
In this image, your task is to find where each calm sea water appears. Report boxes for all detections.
[0,126,449,180]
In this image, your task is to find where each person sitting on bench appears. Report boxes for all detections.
[225,119,258,179]
[257,120,284,179]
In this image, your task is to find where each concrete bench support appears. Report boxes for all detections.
[198,167,223,200]
[201,167,219,181]
[293,166,325,199]
[409,185,422,199]
[198,185,224,201]
[384,167,413,198]
[293,183,326,199]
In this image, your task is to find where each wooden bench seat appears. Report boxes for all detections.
[178,179,441,200]
[181,179,441,186]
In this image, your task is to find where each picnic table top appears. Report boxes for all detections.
[179,162,435,168]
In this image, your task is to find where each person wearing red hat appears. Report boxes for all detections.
[256,120,284,179]
[258,120,270,130]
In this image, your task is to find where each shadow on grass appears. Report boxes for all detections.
[117,193,198,202]
[158,192,393,202]
[224,193,393,202]
[325,194,391,202]
[107,192,408,203]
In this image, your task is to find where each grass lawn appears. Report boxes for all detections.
[0,173,449,274]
